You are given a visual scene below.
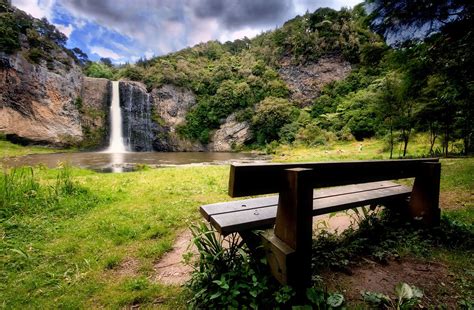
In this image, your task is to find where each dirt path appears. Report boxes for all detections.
[153,230,196,285]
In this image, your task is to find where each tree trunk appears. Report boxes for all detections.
[389,123,394,159]
[403,132,410,157]
[429,123,437,155]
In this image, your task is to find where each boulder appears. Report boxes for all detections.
[208,113,251,151]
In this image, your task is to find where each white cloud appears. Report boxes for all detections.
[55,23,74,37]
[144,50,154,59]
[89,46,123,60]
[12,0,364,61]
[12,0,55,19]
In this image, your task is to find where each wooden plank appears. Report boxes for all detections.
[211,185,411,234]
[408,162,441,226]
[210,205,276,234]
[200,196,278,221]
[229,158,438,197]
[312,185,411,216]
[273,168,313,291]
[201,181,401,220]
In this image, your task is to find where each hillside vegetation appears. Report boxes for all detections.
[2,0,471,155]
[84,3,472,156]
[0,0,86,69]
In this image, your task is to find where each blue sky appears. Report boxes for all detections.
[12,0,362,64]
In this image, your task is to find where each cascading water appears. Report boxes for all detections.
[105,81,128,153]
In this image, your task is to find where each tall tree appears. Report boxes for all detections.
[368,0,473,154]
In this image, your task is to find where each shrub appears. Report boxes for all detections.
[27,48,44,64]
[0,13,21,53]
[84,62,114,79]
[187,223,275,308]
[186,223,348,308]
[252,97,298,144]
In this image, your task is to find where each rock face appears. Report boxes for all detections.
[0,51,351,151]
[152,84,196,129]
[0,51,83,145]
[80,77,111,149]
[208,114,251,151]
[114,82,204,152]
[119,81,155,151]
[278,56,352,106]
[151,84,205,151]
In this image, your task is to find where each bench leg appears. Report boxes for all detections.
[409,162,441,227]
[263,168,314,297]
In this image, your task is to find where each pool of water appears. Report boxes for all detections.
[3,152,269,172]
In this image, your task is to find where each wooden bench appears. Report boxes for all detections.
[200,158,441,292]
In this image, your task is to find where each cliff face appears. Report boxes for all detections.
[0,52,351,151]
[0,51,112,148]
[0,51,83,145]
[119,82,250,152]
[80,77,111,149]
[151,84,205,151]
[119,81,155,151]
[278,56,352,106]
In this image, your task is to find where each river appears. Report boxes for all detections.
[2,151,268,172]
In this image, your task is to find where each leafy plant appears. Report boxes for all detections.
[186,223,276,308]
[362,282,423,309]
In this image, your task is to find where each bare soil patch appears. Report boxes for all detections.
[110,257,140,278]
[324,257,459,308]
[153,230,196,285]
[440,190,474,210]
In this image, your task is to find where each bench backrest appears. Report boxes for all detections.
[229,158,439,197]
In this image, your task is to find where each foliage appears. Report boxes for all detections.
[186,223,277,308]
[0,164,95,219]
[117,65,144,81]
[252,97,299,144]
[362,282,423,309]
[84,62,114,79]
[187,223,347,308]
[367,0,474,154]
[0,0,85,67]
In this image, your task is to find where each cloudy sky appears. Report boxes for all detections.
[12,0,361,63]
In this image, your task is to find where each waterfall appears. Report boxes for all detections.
[105,81,128,153]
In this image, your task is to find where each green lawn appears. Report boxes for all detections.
[1,140,472,308]
[0,139,69,158]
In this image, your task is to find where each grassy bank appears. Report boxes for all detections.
[1,164,232,308]
[0,142,472,308]
[0,139,69,158]
[272,135,459,162]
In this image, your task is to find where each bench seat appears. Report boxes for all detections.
[201,181,411,235]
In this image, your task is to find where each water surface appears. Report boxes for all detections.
[3,151,268,172]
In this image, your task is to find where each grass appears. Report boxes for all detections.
[272,134,453,162]
[0,139,69,158]
[0,138,472,308]
[1,164,231,308]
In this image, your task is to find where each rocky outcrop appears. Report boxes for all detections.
[0,51,83,145]
[208,113,251,151]
[151,85,196,129]
[119,81,156,151]
[278,56,351,106]
[80,77,111,148]
[151,84,205,151]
